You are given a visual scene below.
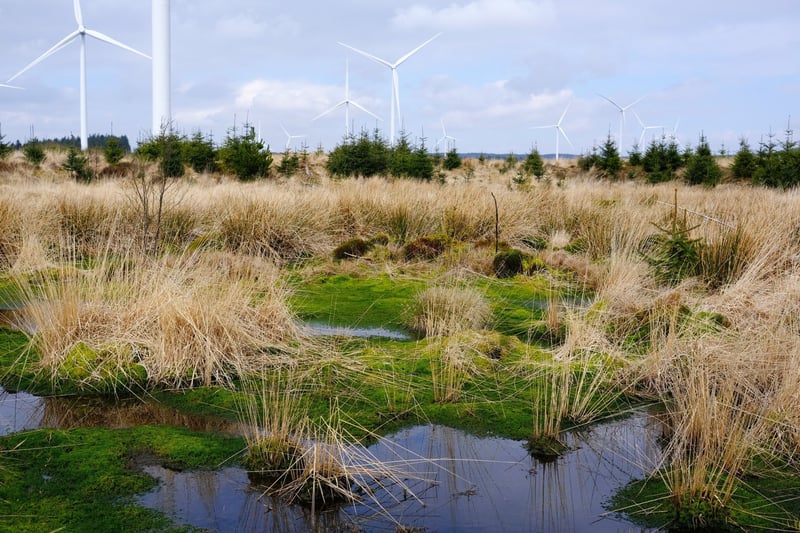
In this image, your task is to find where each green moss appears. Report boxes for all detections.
[610,470,800,531]
[290,273,424,329]
[53,342,149,394]
[0,425,243,532]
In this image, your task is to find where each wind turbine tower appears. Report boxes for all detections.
[437,120,456,153]
[152,0,171,134]
[338,33,441,146]
[7,0,150,150]
[531,102,573,162]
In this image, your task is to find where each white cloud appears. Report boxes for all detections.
[233,80,339,113]
[393,0,556,30]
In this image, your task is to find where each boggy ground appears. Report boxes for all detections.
[1,153,800,531]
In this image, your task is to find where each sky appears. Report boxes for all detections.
[0,0,798,156]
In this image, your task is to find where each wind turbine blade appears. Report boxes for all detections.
[337,42,392,68]
[350,100,381,120]
[85,29,151,59]
[625,95,644,110]
[598,93,622,111]
[7,30,81,82]
[0,83,24,90]
[395,32,442,66]
[530,125,555,130]
[557,101,571,125]
[73,0,84,27]
[558,126,574,148]
[632,109,645,128]
[313,101,346,121]
[280,123,289,136]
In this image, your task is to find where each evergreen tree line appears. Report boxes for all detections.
[325,129,461,180]
[578,127,800,188]
[5,121,798,189]
[0,134,131,152]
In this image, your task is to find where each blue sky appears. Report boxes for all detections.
[1,0,798,155]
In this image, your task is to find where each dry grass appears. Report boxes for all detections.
[11,247,301,389]
[405,284,490,338]
[6,154,800,525]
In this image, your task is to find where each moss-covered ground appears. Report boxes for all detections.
[0,425,242,533]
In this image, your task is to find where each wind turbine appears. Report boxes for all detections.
[632,110,662,148]
[338,33,441,146]
[313,61,380,138]
[598,93,643,149]
[280,123,305,152]
[531,102,573,162]
[7,0,150,150]
[668,118,682,148]
[436,120,456,152]
[152,0,171,134]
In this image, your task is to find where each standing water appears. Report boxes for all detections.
[1,386,662,531]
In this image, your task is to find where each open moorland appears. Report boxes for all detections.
[2,145,800,532]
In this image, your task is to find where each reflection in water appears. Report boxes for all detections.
[138,415,664,532]
[1,386,662,531]
[301,321,413,341]
[0,387,42,435]
[0,386,242,436]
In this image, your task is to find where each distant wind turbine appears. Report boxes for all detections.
[632,110,662,148]
[436,120,456,152]
[280,123,305,152]
[531,102,573,161]
[598,93,643,149]
[152,0,171,134]
[668,118,682,148]
[338,33,441,146]
[313,61,380,138]
[7,0,151,150]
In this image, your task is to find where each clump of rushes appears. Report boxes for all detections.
[240,370,308,484]
[406,284,492,402]
[12,248,301,391]
[405,284,490,338]
[527,361,570,461]
[430,334,494,403]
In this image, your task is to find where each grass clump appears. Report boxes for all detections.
[405,284,490,338]
[10,250,301,391]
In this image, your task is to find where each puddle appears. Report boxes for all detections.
[528,295,592,312]
[137,414,664,532]
[301,321,413,341]
[0,386,242,437]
